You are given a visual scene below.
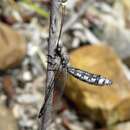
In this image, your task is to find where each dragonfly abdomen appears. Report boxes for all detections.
[67,67,112,86]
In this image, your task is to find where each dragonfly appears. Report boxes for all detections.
[39,0,112,121]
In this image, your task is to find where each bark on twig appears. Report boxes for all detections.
[39,0,61,130]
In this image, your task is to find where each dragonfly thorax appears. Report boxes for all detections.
[61,55,68,68]
[55,43,69,68]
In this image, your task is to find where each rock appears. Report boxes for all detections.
[2,75,16,107]
[123,57,130,68]
[111,122,130,130]
[17,93,40,104]
[0,22,26,70]
[96,1,130,60]
[103,25,130,59]
[65,44,130,126]
[22,70,32,82]
[100,15,130,59]
[122,0,130,29]
[0,104,18,130]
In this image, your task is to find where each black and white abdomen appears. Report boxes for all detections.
[67,67,112,86]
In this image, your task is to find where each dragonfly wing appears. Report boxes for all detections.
[38,63,61,118]
[53,66,67,112]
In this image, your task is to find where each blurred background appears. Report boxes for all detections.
[0,0,130,130]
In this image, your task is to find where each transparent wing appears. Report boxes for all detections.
[38,63,61,118]
[53,66,67,112]
[39,65,67,130]
[49,66,67,130]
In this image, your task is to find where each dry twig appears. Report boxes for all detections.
[39,0,61,130]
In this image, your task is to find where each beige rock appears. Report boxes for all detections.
[122,0,130,28]
[0,104,18,130]
[111,122,130,130]
[97,0,130,59]
[65,44,130,125]
[0,22,26,70]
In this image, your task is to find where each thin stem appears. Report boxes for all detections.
[39,0,61,130]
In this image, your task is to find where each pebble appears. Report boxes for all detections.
[17,94,39,104]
